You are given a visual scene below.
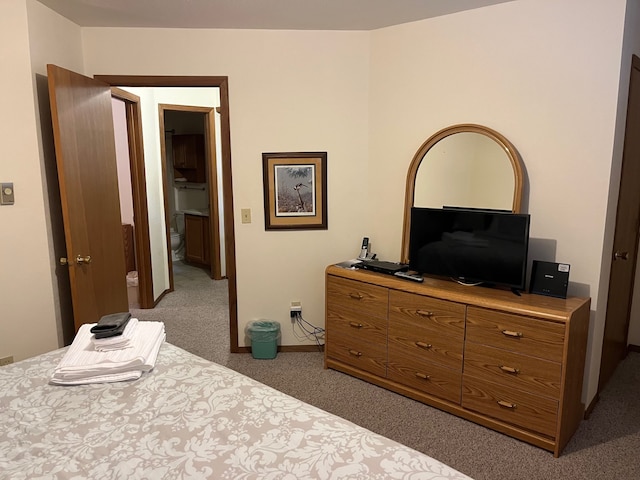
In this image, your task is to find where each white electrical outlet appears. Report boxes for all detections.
[290,301,302,320]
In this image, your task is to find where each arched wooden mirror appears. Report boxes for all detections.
[401,124,524,263]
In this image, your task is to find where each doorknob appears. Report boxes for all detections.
[76,255,92,264]
[59,257,70,266]
[614,251,629,261]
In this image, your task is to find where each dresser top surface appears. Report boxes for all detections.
[326,264,590,323]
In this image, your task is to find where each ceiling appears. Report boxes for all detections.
[36,0,514,31]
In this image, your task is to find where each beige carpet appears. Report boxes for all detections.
[132,261,640,480]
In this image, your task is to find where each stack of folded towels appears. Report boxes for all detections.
[51,312,165,386]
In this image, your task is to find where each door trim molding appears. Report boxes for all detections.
[96,75,239,353]
[110,87,154,308]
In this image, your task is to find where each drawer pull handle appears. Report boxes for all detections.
[497,400,517,409]
[416,310,434,317]
[349,322,363,329]
[499,365,520,375]
[349,293,364,300]
[415,341,433,350]
[348,349,363,357]
[501,330,523,338]
[415,373,431,380]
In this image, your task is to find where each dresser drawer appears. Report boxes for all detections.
[463,342,562,398]
[326,329,387,377]
[389,291,465,370]
[466,307,565,362]
[327,275,388,319]
[462,376,558,437]
[388,351,461,403]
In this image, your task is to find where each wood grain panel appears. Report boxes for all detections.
[327,275,388,319]
[462,376,558,437]
[387,351,462,403]
[463,342,562,398]
[389,290,465,370]
[466,307,565,362]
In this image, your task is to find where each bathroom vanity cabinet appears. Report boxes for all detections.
[184,213,210,266]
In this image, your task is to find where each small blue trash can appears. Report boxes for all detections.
[247,321,280,359]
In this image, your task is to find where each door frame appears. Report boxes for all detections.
[110,87,154,308]
[159,104,222,285]
[598,54,640,392]
[97,75,239,353]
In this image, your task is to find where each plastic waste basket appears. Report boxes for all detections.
[247,320,280,359]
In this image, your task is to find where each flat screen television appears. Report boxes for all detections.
[409,207,531,290]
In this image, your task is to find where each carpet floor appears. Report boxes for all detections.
[132,261,640,480]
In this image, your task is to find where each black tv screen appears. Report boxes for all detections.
[409,207,530,290]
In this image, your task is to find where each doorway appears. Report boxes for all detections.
[599,54,640,392]
[160,105,223,287]
[97,75,239,353]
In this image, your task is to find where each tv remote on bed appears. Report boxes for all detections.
[394,271,424,282]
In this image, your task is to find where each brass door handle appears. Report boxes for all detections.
[76,255,92,265]
[614,251,629,261]
[59,257,70,266]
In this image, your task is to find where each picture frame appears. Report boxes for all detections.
[262,152,327,230]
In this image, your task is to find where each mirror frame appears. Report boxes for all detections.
[401,123,524,263]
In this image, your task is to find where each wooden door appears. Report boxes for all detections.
[48,64,129,331]
[599,55,640,391]
[184,214,210,265]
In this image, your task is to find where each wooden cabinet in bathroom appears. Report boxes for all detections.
[184,214,210,266]
[172,134,206,183]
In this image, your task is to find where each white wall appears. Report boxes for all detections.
[0,0,84,361]
[81,28,371,346]
[369,0,628,404]
[112,98,135,226]
[4,0,636,409]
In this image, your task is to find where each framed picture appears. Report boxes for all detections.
[262,152,327,230]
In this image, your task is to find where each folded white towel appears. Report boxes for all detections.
[91,317,139,351]
[51,321,165,385]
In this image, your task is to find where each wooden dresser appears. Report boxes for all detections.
[325,264,590,457]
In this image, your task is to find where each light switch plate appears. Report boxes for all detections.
[241,208,252,224]
[0,183,14,205]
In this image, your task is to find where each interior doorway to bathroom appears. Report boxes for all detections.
[159,105,223,291]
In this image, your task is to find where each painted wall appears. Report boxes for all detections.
[3,0,637,409]
[0,0,84,361]
[80,28,371,346]
[112,98,135,226]
[368,0,629,404]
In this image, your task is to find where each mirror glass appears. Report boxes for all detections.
[402,124,524,263]
[414,132,516,210]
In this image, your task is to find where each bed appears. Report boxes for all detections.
[0,342,472,479]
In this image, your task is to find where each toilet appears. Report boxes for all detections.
[170,228,183,261]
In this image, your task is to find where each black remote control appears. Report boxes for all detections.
[394,271,424,283]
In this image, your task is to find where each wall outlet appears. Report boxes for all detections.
[0,356,14,366]
[290,301,302,319]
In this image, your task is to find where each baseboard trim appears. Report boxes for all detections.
[628,344,640,353]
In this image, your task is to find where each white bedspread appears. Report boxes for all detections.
[0,343,472,480]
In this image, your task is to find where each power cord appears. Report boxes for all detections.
[292,312,325,351]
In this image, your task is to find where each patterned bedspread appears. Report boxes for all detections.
[0,343,472,479]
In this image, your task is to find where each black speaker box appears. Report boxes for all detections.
[529,260,570,299]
